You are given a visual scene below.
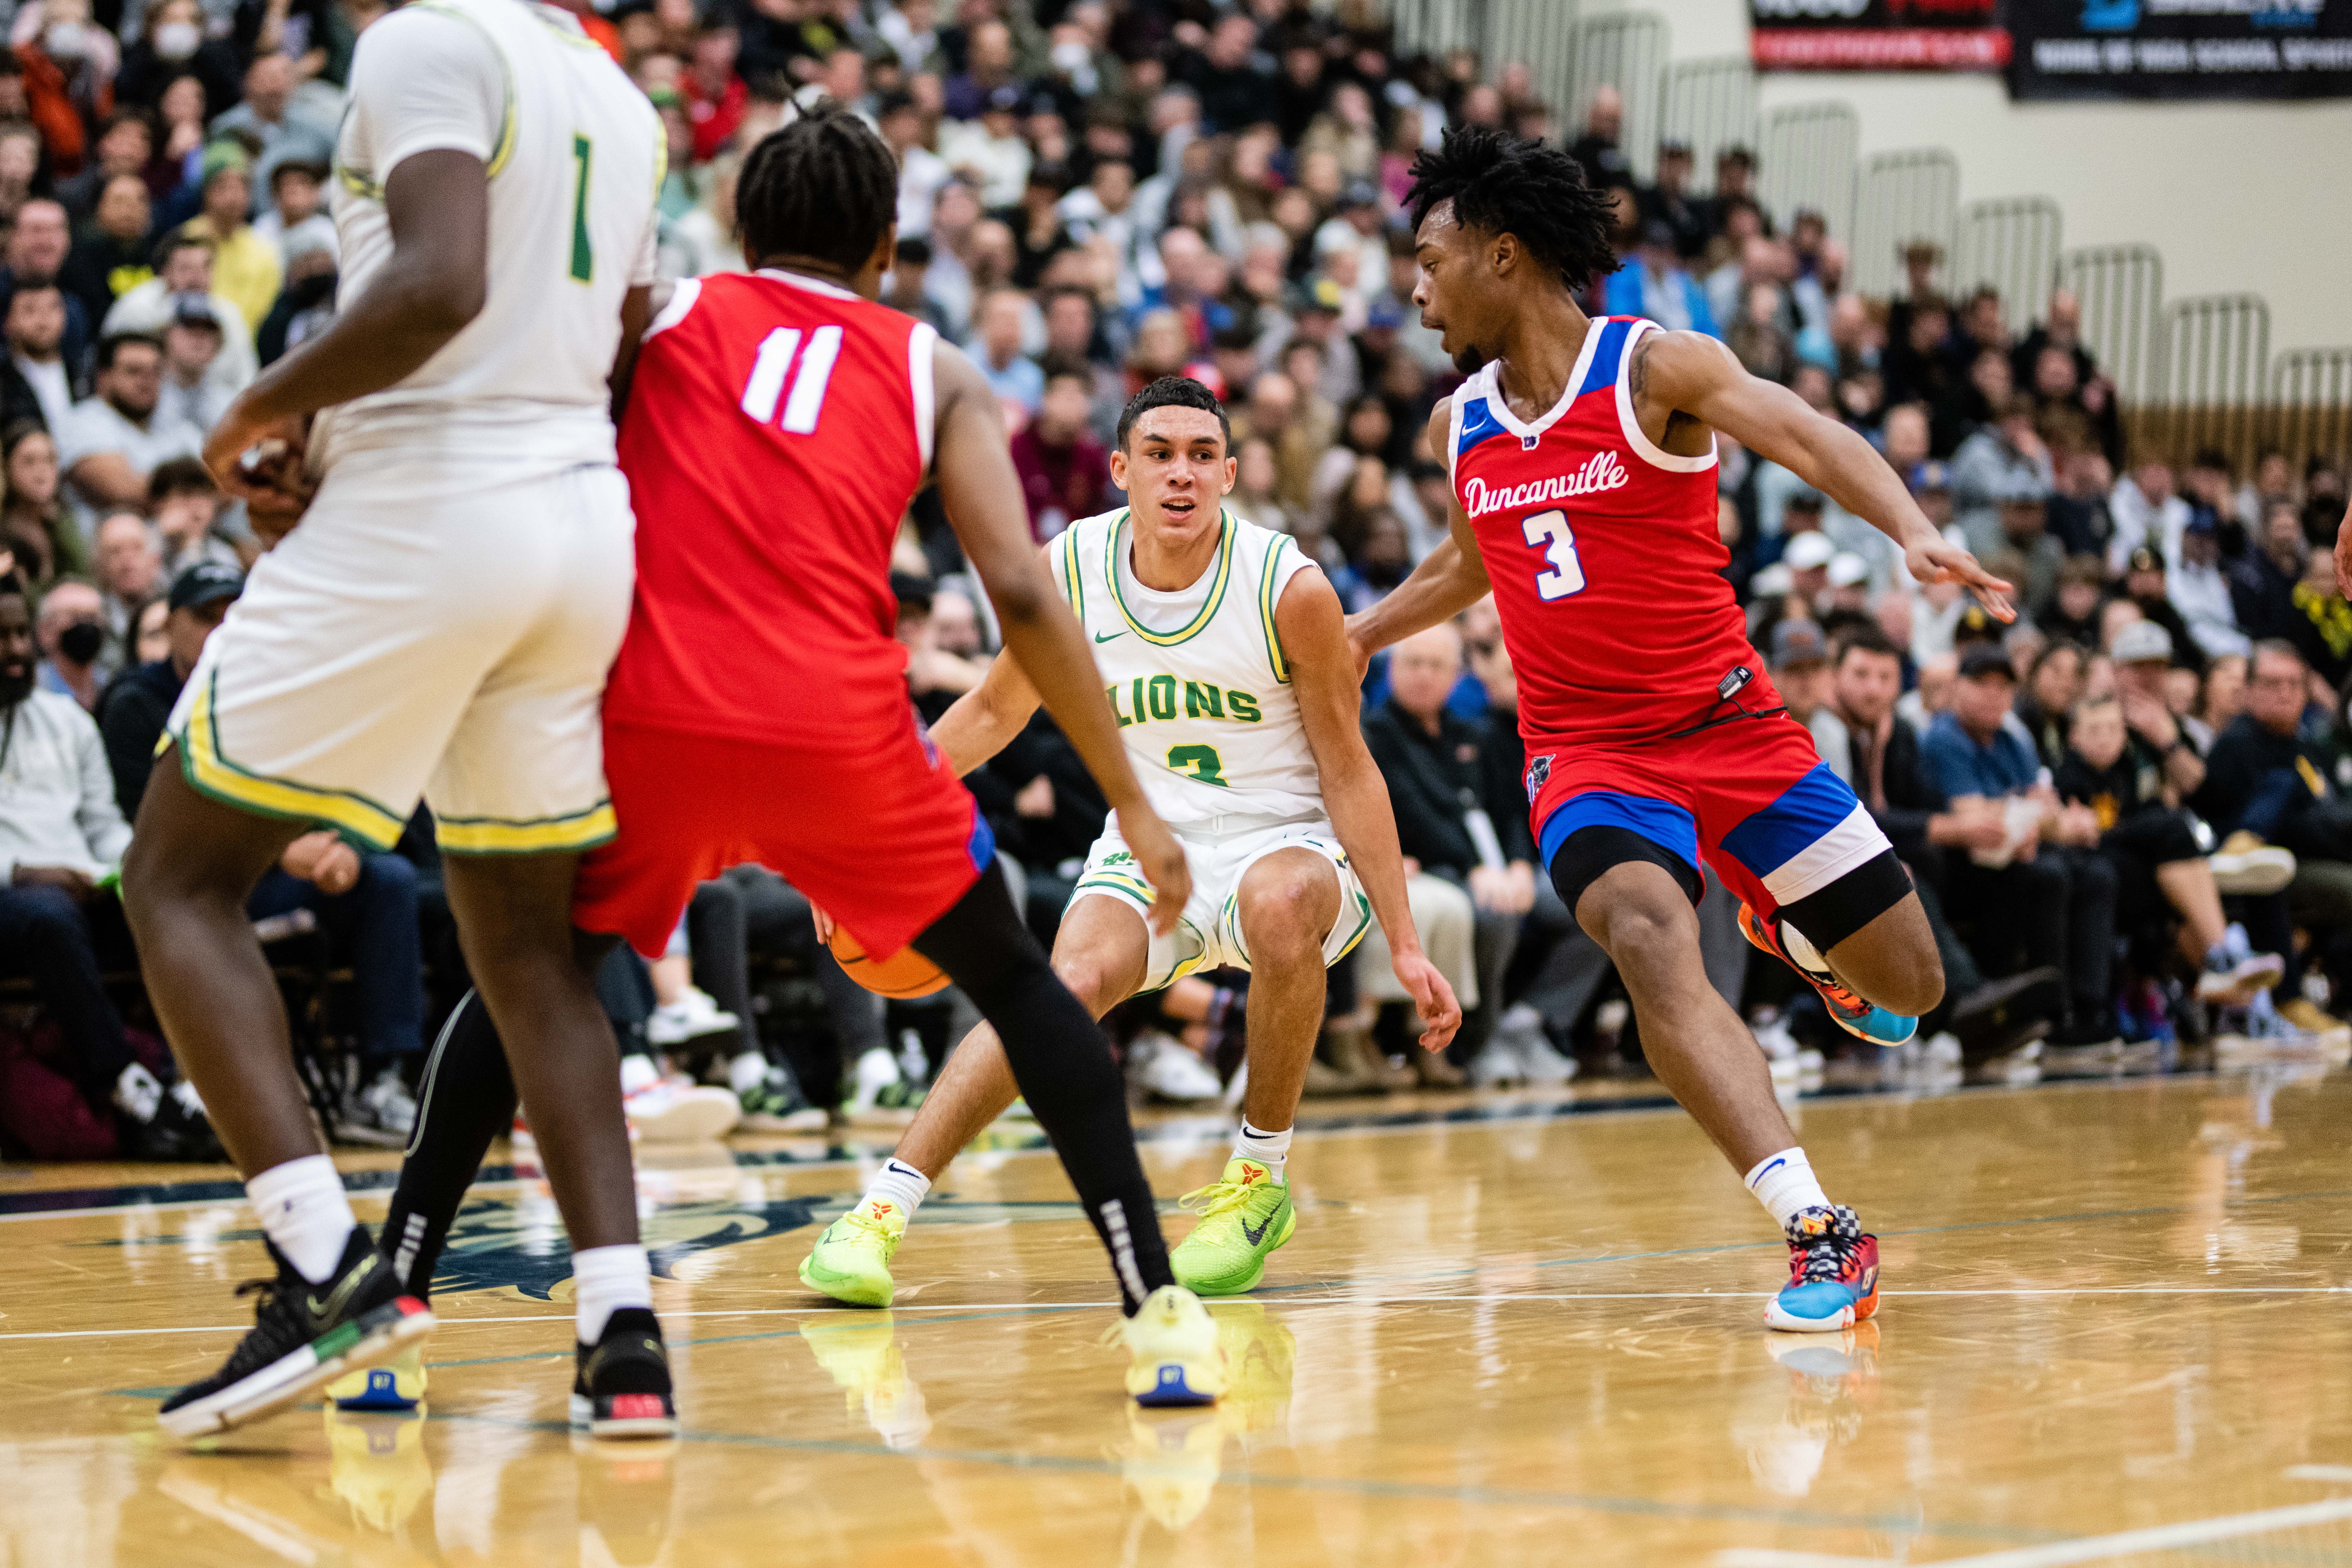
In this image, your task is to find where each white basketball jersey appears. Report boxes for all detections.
[1052,507,1324,827]
[316,0,661,476]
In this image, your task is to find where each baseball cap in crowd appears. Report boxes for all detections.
[1957,642,2016,682]
[2111,619,2174,665]
[1287,276,1344,317]
[1909,460,1950,494]
[170,295,221,333]
[1749,562,1794,598]
[1827,552,1869,589]
[1783,531,1835,572]
[168,560,243,613]
[1769,618,1827,671]
[1338,179,1380,211]
[1953,601,2001,646]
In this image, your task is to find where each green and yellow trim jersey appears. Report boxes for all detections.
[1052,506,1325,827]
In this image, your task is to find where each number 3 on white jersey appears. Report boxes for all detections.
[741,325,844,433]
[1521,508,1586,600]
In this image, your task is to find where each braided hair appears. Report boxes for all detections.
[1406,125,1618,291]
[736,101,900,273]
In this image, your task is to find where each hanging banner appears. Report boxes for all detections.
[2003,0,2352,99]
[1749,0,2009,70]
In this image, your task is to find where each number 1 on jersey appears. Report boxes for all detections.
[1521,507,1587,600]
[567,135,593,282]
[741,326,844,434]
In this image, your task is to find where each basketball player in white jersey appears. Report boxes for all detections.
[800,376,1461,1306]
[128,0,676,1438]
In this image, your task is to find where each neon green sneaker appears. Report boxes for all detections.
[798,1198,908,1307]
[1170,1158,1295,1296]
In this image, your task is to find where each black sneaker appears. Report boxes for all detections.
[570,1307,679,1439]
[159,1228,433,1439]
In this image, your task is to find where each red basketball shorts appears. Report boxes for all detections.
[1525,711,1892,924]
[572,712,995,960]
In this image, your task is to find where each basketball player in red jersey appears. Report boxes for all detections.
[1350,128,2017,1332]
[372,106,1230,1410]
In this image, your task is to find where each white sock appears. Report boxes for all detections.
[862,1157,930,1220]
[729,1051,769,1095]
[573,1243,653,1343]
[113,1061,162,1122]
[1779,919,1829,975]
[247,1154,358,1284]
[1744,1147,1832,1233]
[1233,1119,1292,1180]
[618,1053,660,1095]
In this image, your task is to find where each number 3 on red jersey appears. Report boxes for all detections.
[1521,507,1587,600]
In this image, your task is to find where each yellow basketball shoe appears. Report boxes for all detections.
[1115,1285,1224,1407]
[1170,1158,1295,1295]
[1119,1405,1226,1528]
[330,1344,426,1412]
[798,1197,908,1307]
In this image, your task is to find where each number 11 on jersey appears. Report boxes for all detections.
[1522,507,1586,600]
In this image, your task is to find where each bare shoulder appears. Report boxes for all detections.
[1273,557,1344,641]
[1424,392,1454,447]
[1630,327,1742,400]
[929,334,988,402]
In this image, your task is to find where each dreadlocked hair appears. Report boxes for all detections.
[737,100,900,273]
[1406,125,1618,291]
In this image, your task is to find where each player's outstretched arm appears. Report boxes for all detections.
[1634,330,2017,622]
[929,340,1191,933]
[203,148,492,513]
[1283,566,1463,1051]
[1344,397,1492,675]
[930,585,1046,777]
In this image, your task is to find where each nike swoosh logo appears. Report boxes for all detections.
[306,1255,375,1327]
[1093,629,1126,642]
[1241,1215,1271,1245]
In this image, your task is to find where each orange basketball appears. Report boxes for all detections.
[827,926,950,999]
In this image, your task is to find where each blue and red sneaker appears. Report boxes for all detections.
[1737,903,1917,1047]
[1765,1205,1880,1332]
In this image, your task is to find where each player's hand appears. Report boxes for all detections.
[1391,949,1462,1052]
[810,903,836,944]
[1114,801,1192,937]
[1905,535,2015,624]
[203,403,314,541]
[278,829,338,883]
[2333,499,2352,600]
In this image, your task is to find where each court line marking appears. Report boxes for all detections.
[0,1069,2273,1225]
[2289,1466,2352,1482]
[34,1285,2352,1345]
[1711,1494,2352,1567]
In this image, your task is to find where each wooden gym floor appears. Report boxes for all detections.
[3,1068,2352,1567]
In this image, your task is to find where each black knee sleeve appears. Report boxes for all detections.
[1776,848,1914,953]
[912,863,1171,1311]
[1547,825,1704,928]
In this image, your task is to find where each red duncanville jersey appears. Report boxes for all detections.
[607,269,938,744]
[1449,314,1776,752]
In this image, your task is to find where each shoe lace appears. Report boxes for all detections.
[1176,1179,1253,1220]
[834,1209,899,1245]
[218,1277,304,1380]
[1788,1208,1861,1285]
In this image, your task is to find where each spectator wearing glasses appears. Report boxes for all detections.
[56,331,204,536]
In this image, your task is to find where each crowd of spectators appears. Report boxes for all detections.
[3,0,2350,1160]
